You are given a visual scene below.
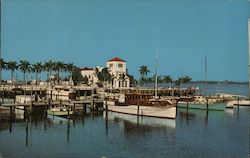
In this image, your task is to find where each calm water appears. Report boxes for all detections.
[0,106,249,158]
[153,83,249,96]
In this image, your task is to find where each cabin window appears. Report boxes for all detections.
[110,64,113,67]
[118,63,123,68]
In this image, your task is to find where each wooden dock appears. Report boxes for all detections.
[0,98,104,117]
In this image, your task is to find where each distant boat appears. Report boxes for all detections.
[47,107,73,116]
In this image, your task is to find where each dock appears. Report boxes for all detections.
[0,99,104,116]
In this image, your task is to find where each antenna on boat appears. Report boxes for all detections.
[155,49,158,98]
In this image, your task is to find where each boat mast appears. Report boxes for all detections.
[205,56,207,97]
[155,49,158,98]
[248,19,250,99]
[0,0,2,84]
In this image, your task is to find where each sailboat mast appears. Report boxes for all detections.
[248,19,250,99]
[0,0,2,84]
[205,56,207,97]
[155,49,158,98]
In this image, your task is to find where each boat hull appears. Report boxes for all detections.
[177,102,226,111]
[47,109,73,116]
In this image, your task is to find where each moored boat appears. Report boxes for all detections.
[177,96,227,111]
[47,107,73,116]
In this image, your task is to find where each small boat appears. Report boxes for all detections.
[47,107,73,116]
[177,96,227,111]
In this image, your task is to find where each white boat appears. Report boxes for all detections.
[47,107,73,116]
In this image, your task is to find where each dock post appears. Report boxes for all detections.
[30,101,33,114]
[82,104,86,114]
[237,96,240,109]
[137,103,139,116]
[14,89,16,103]
[206,98,209,110]
[67,106,70,117]
[73,103,76,115]
[2,90,4,104]
[48,99,51,108]
[105,100,108,111]
[186,101,189,109]
[105,99,108,118]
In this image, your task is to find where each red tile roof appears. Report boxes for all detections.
[80,67,94,71]
[108,57,126,62]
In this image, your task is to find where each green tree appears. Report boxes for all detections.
[175,75,192,86]
[127,74,137,87]
[32,62,43,85]
[72,67,83,86]
[65,63,75,80]
[53,61,65,83]
[19,60,31,84]
[97,68,112,87]
[6,61,18,83]
[44,60,54,80]
[163,75,172,83]
[139,65,150,86]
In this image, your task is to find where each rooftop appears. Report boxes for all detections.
[108,57,126,62]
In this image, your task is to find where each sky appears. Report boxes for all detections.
[1,0,250,81]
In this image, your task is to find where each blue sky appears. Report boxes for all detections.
[1,0,250,81]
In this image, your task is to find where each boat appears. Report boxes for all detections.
[177,57,228,111]
[47,107,73,116]
[105,50,176,119]
[177,96,227,111]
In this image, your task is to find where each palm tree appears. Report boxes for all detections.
[6,61,19,83]
[139,65,150,86]
[44,60,54,80]
[19,60,31,85]
[53,61,65,83]
[163,75,172,83]
[97,68,112,87]
[175,75,192,86]
[1,59,7,71]
[66,63,75,80]
[32,62,43,85]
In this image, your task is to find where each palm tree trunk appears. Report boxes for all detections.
[36,71,38,86]
[11,70,14,85]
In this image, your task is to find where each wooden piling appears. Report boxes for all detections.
[137,103,139,116]
[206,98,209,110]
[73,103,76,114]
[67,106,69,116]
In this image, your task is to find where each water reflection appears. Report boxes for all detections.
[0,107,249,158]
[178,107,227,127]
[104,111,176,131]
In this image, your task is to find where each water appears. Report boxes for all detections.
[0,107,249,158]
[152,83,249,96]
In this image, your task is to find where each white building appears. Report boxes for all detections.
[106,57,130,88]
[80,67,96,85]
[80,67,103,86]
